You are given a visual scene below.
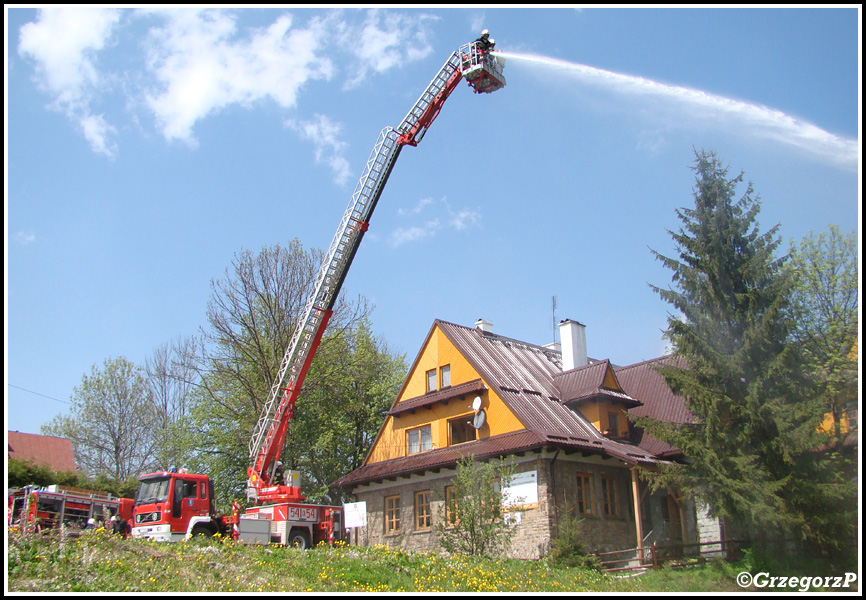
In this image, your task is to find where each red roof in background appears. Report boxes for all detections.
[7,431,78,473]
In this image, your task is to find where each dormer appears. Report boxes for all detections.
[553,359,643,439]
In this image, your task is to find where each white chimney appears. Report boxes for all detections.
[475,318,494,333]
[559,319,587,371]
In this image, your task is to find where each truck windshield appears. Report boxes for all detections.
[136,477,171,506]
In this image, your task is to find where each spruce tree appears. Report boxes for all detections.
[641,150,822,544]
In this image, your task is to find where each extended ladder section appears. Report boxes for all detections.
[247,40,506,504]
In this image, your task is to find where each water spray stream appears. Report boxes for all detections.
[495,50,857,170]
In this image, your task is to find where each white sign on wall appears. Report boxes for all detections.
[502,470,538,509]
[343,501,367,529]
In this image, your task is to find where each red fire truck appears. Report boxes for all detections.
[131,35,506,547]
[9,485,133,532]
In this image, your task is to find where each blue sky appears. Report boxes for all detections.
[6,7,860,437]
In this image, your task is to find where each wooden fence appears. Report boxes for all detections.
[596,538,748,573]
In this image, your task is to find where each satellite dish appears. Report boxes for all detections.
[471,396,482,412]
[473,409,486,429]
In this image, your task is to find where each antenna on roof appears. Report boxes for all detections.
[551,295,558,345]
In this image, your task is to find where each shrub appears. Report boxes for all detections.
[547,514,601,571]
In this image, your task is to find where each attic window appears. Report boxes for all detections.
[440,365,451,388]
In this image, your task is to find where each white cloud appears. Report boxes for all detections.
[390,220,440,247]
[397,197,435,216]
[448,207,481,231]
[17,8,439,158]
[286,114,351,186]
[18,7,122,156]
[390,197,481,246]
[342,10,436,89]
[14,231,37,245]
[142,9,334,145]
[80,114,118,157]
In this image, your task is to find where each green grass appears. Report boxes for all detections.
[6,529,858,593]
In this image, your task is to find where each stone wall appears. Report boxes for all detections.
[547,454,638,554]
[351,451,645,559]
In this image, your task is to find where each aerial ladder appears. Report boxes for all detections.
[246,39,506,505]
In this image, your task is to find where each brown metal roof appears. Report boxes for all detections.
[335,430,546,487]
[554,359,643,408]
[388,379,487,416]
[615,355,696,458]
[7,431,77,473]
[335,320,673,490]
[335,427,658,488]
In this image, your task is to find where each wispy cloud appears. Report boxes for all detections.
[390,197,481,247]
[390,220,441,246]
[285,114,351,186]
[498,51,859,171]
[397,197,435,216]
[14,231,36,245]
[18,7,122,157]
[343,9,436,89]
[17,8,435,167]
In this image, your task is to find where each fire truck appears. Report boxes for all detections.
[8,485,133,532]
[131,37,506,547]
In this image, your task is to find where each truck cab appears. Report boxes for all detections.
[132,471,225,542]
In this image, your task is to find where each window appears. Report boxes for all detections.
[407,425,432,454]
[601,476,618,517]
[385,496,400,534]
[448,416,476,446]
[415,490,432,530]
[444,486,458,527]
[575,473,593,516]
[607,412,619,437]
[440,365,451,388]
[426,369,437,392]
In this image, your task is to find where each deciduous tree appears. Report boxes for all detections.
[787,225,858,451]
[185,239,404,506]
[42,356,158,481]
[435,455,522,557]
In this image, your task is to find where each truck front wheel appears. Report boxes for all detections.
[190,524,213,538]
[288,528,310,549]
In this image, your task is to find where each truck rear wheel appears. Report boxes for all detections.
[288,528,310,549]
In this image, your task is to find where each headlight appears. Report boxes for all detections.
[135,511,161,524]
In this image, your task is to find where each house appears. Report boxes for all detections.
[335,318,722,559]
[8,431,78,474]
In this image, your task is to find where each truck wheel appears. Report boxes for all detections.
[191,524,213,538]
[288,529,310,549]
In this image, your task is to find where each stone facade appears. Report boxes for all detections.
[349,450,649,559]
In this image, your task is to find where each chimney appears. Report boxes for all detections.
[475,318,494,333]
[559,319,587,371]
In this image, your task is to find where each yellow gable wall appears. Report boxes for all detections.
[575,399,631,440]
[366,325,525,464]
[603,368,619,391]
